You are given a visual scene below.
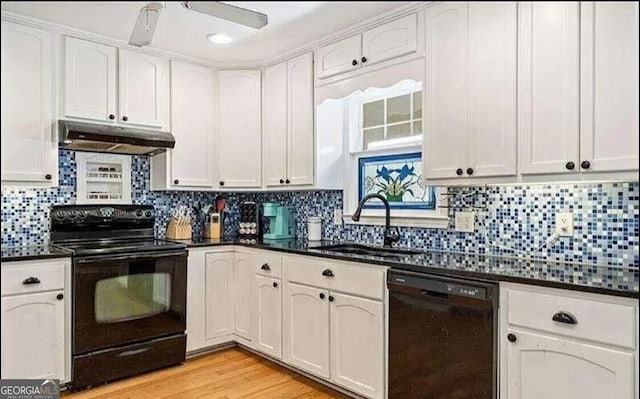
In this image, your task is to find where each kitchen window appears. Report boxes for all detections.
[362,90,422,150]
[343,79,447,228]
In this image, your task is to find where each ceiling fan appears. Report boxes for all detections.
[128,1,268,47]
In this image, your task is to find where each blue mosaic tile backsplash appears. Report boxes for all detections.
[2,150,639,270]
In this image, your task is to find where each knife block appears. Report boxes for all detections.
[166,219,192,240]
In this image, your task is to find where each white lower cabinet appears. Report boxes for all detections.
[1,292,65,379]
[204,251,235,340]
[0,258,71,382]
[254,275,282,359]
[506,329,635,399]
[283,256,386,399]
[330,292,384,399]
[284,282,331,379]
[233,252,253,342]
[501,283,638,399]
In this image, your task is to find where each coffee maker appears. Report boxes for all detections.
[262,203,295,239]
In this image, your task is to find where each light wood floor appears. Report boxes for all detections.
[62,347,350,399]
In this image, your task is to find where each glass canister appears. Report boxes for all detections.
[307,216,322,241]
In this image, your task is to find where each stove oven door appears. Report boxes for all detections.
[73,250,187,355]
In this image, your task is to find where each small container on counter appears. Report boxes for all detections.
[307,216,322,241]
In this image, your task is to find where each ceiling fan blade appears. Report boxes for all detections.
[128,3,163,47]
[182,2,268,29]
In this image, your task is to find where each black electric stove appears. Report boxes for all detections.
[51,204,187,390]
[58,238,186,257]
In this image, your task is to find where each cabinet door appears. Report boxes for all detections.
[170,61,214,188]
[263,61,288,187]
[315,35,361,79]
[286,52,314,186]
[518,2,580,175]
[330,292,384,399]
[118,49,168,129]
[186,250,205,353]
[580,2,639,172]
[1,291,65,380]
[467,2,517,177]
[362,13,418,66]
[218,70,262,188]
[204,252,235,339]
[254,275,282,359]
[1,21,56,184]
[233,252,253,341]
[506,330,635,399]
[423,3,468,180]
[64,37,117,122]
[283,282,330,379]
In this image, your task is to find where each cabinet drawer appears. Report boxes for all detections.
[507,288,636,349]
[285,255,386,300]
[255,252,283,278]
[1,260,66,296]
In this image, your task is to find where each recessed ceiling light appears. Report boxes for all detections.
[207,33,233,44]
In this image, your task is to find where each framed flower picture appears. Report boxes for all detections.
[358,152,436,210]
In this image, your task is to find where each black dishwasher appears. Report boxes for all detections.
[387,269,498,399]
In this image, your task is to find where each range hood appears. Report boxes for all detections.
[59,120,175,155]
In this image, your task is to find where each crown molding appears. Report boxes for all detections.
[2,2,432,69]
[259,2,431,68]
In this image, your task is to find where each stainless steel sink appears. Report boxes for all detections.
[309,243,423,259]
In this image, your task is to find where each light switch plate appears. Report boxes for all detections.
[555,212,574,236]
[455,211,475,233]
[334,209,343,225]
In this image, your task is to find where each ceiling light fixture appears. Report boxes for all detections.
[207,33,233,44]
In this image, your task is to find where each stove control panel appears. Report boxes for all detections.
[51,205,155,226]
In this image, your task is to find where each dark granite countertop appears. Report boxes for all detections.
[1,245,72,262]
[174,237,640,299]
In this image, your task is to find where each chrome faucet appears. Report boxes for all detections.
[351,193,400,248]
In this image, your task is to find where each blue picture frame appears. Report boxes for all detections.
[358,152,436,210]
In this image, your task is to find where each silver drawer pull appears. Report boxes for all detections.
[117,347,151,357]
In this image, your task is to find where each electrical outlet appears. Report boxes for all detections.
[334,209,343,225]
[455,211,475,233]
[555,212,574,236]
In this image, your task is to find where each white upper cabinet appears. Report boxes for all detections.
[316,35,361,80]
[1,21,57,185]
[286,52,314,186]
[362,13,417,67]
[217,70,262,188]
[520,2,639,176]
[263,52,314,188]
[466,2,516,178]
[424,2,517,181]
[316,13,418,81]
[518,2,580,175]
[64,39,169,130]
[580,1,639,173]
[64,37,117,122]
[263,61,288,187]
[118,49,169,129]
[424,2,467,179]
[151,61,213,190]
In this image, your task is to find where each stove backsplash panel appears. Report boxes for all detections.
[2,150,638,269]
